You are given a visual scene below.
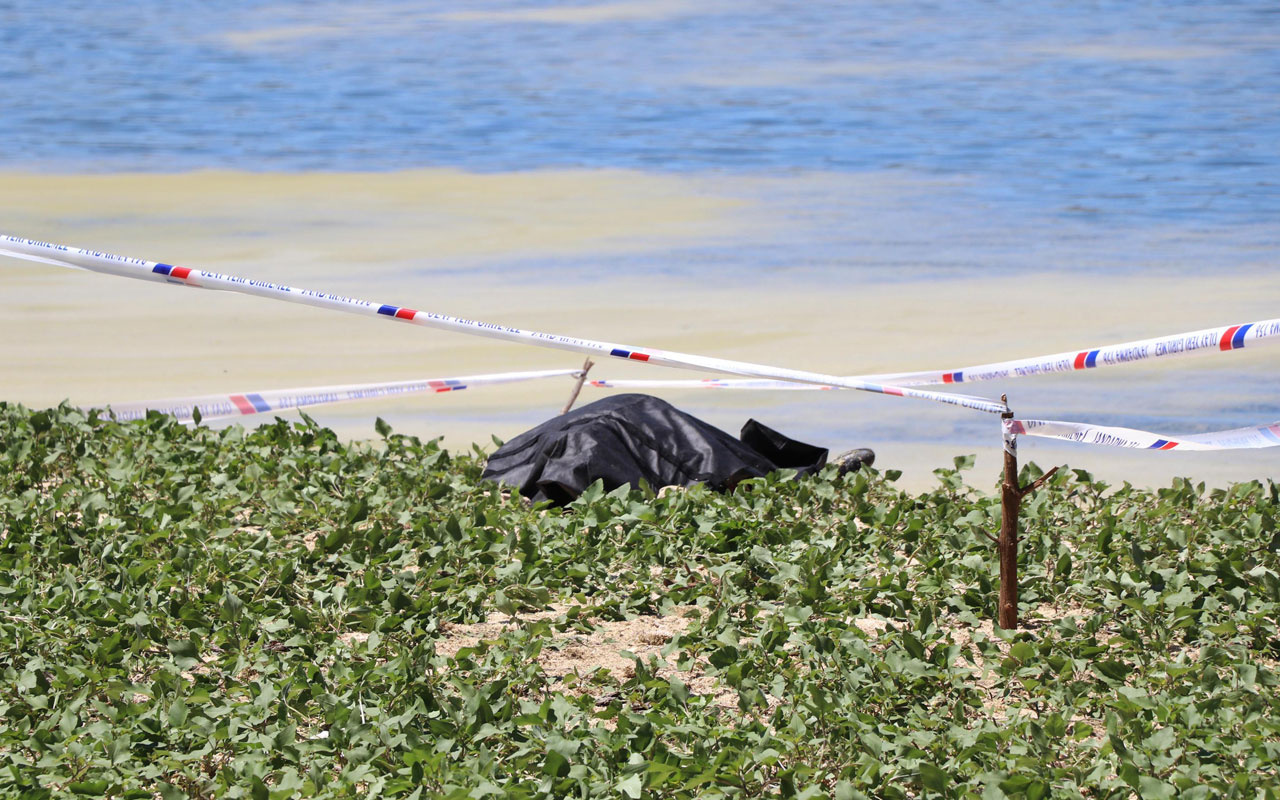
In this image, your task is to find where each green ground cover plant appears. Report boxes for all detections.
[0,403,1277,799]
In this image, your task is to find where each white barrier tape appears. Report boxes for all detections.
[879,319,1280,387]
[97,369,581,423]
[1002,417,1018,457]
[0,235,1007,415]
[1009,418,1280,451]
[587,317,1280,392]
[590,378,836,391]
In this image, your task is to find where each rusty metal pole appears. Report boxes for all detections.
[560,358,594,414]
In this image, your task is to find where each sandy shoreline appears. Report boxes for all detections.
[3,169,1276,492]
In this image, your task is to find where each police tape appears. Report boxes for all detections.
[97,369,582,423]
[0,234,1007,415]
[865,319,1280,387]
[1006,418,1280,451]
[590,378,837,390]
[587,317,1280,392]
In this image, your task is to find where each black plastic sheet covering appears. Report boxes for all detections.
[481,393,828,505]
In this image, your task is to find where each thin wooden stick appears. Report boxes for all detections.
[998,399,1021,630]
[996,395,1058,629]
[560,358,594,414]
[1020,465,1060,500]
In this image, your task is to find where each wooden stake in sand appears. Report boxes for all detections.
[996,395,1058,629]
[561,358,595,414]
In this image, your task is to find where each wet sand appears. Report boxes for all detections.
[2,169,1276,492]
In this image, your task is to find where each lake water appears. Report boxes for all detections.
[1,0,1277,489]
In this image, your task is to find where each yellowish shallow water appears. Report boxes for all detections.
[2,169,1276,492]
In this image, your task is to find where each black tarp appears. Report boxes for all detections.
[481,393,829,505]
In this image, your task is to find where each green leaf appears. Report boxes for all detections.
[543,750,570,778]
[322,527,352,553]
[918,762,949,793]
[1049,553,1070,585]
[345,496,370,525]
[168,698,189,727]
[901,633,926,660]
[1137,776,1176,799]
[834,781,867,800]
[1092,660,1132,683]
[999,774,1032,794]
[708,645,740,669]
[167,638,200,668]
[1144,726,1176,751]
[617,773,644,799]
[669,676,689,703]
[158,783,186,800]
[69,781,109,795]
[1009,642,1035,663]
[1043,713,1067,739]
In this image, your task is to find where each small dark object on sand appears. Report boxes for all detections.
[833,447,876,477]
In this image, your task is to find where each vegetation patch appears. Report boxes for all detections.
[1,404,1278,798]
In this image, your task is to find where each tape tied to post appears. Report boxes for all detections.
[1002,417,1018,456]
[1009,418,1280,451]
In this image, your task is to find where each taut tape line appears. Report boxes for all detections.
[591,378,838,390]
[589,317,1280,392]
[98,369,580,423]
[0,234,1006,415]
[1007,417,1280,451]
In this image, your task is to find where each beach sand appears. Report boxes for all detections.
[3,169,1276,492]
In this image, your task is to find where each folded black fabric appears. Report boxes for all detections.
[481,393,828,505]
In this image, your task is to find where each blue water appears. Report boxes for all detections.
[3,0,1279,229]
